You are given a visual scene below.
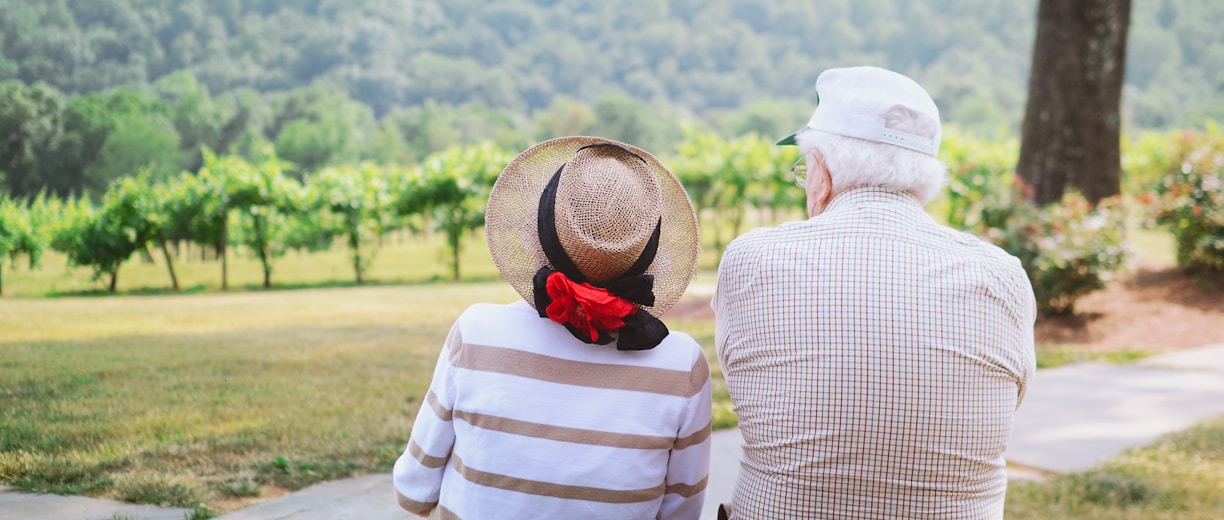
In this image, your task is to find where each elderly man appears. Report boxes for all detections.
[713,66,1036,519]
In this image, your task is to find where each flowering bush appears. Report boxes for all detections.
[938,129,1020,230]
[941,130,1130,315]
[1148,129,1224,271]
[979,187,1129,315]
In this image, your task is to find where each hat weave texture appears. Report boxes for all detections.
[485,136,698,317]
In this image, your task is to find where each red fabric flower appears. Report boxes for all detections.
[544,272,638,341]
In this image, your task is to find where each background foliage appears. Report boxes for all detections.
[2,0,1224,197]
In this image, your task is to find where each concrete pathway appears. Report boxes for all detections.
[1005,350,1224,473]
[5,344,1224,520]
[0,486,191,520]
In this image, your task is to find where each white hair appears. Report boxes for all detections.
[795,130,948,205]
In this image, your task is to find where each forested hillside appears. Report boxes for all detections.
[1,0,1222,196]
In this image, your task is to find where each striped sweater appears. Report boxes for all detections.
[393,300,712,519]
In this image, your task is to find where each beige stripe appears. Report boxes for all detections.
[454,410,673,450]
[452,454,664,504]
[435,505,461,519]
[665,475,709,498]
[395,489,436,515]
[672,421,712,450]
[407,439,449,469]
[455,343,702,398]
[426,391,453,421]
[689,354,710,395]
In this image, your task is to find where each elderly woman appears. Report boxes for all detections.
[393,137,711,519]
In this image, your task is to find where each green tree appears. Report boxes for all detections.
[673,128,785,257]
[380,101,526,165]
[187,149,240,289]
[268,83,375,176]
[0,81,64,197]
[225,148,300,289]
[155,70,232,171]
[405,143,511,281]
[592,93,669,151]
[0,193,45,295]
[88,111,182,188]
[532,96,598,142]
[49,89,181,195]
[56,175,162,293]
[307,163,395,284]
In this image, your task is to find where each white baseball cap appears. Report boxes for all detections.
[777,66,941,157]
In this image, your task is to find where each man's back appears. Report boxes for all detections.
[714,187,1036,519]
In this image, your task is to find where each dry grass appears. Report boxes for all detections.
[0,281,732,514]
[1005,416,1224,519]
[1,230,510,298]
[0,282,519,513]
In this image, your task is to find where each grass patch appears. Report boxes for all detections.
[0,280,731,512]
[0,282,519,512]
[0,230,502,298]
[1005,415,1224,518]
[1035,346,1153,369]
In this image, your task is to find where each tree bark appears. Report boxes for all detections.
[159,237,180,291]
[220,217,229,290]
[351,233,364,285]
[1017,0,1131,206]
[254,217,272,289]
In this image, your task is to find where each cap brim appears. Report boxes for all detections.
[775,132,798,146]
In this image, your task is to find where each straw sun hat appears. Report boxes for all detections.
[485,136,699,350]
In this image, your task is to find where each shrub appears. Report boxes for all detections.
[938,128,1020,230]
[1149,129,1224,271]
[940,131,1129,315]
[0,194,45,295]
[980,188,1129,315]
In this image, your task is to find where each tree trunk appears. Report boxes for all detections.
[254,217,272,289]
[1017,0,1131,206]
[108,270,118,293]
[448,211,462,282]
[351,233,364,285]
[159,237,180,291]
[262,252,271,289]
[450,233,461,282]
[220,217,229,290]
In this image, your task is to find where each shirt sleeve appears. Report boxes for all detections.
[658,349,713,520]
[392,321,461,517]
[713,239,759,370]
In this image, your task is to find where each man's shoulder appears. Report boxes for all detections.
[932,225,1026,271]
[725,221,810,252]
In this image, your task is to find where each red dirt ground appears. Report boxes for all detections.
[1033,264,1224,352]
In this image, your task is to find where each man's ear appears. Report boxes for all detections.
[809,149,833,212]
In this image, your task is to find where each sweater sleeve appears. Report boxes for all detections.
[658,348,713,520]
[393,321,461,517]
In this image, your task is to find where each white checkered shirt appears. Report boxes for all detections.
[713,186,1036,519]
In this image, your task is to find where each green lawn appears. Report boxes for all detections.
[1005,416,1224,519]
[0,282,516,512]
[0,279,729,514]
[0,231,505,298]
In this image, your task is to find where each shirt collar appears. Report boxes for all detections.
[823,185,924,215]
